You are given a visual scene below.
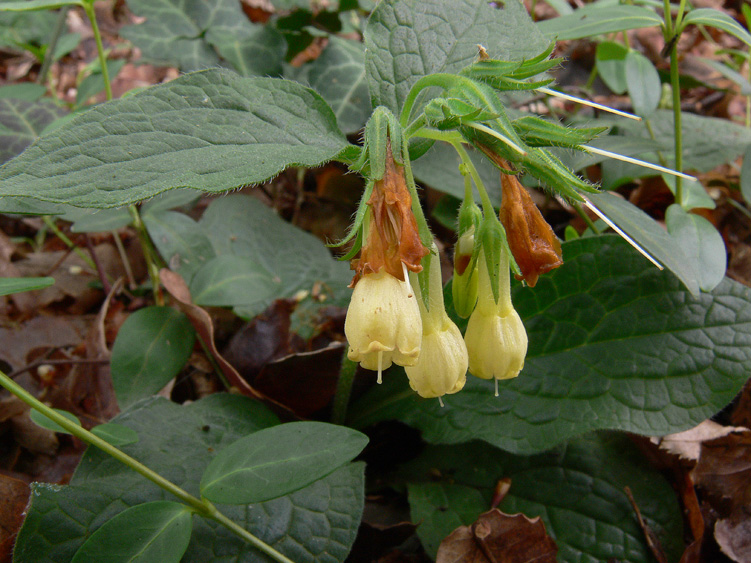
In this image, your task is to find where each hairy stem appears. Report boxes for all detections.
[83,2,112,101]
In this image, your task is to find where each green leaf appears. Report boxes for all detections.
[698,57,751,96]
[143,210,214,282]
[120,0,285,73]
[537,5,663,41]
[587,191,700,295]
[200,421,368,504]
[665,204,726,292]
[307,36,370,134]
[399,434,684,563]
[595,41,629,95]
[14,394,364,563]
[0,0,82,11]
[742,144,751,206]
[71,501,192,563]
[408,483,487,559]
[0,69,348,208]
[681,8,751,47]
[625,50,660,117]
[350,235,751,454]
[198,195,352,316]
[110,306,196,410]
[61,207,133,233]
[30,407,80,434]
[0,96,66,163]
[0,83,47,101]
[76,59,126,107]
[190,255,279,307]
[0,276,54,296]
[364,0,548,113]
[661,173,715,210]
[90,423,139,446]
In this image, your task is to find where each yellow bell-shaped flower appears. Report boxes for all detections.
[405,249,468,400]
[345,269,422,382]
[465,249,527,391]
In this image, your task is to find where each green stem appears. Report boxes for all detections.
[451,142,495,216]
[331,354,358,425]
[573,201,600,234]
[668,42,684,203]
[399,73,477,128]
[37,6,70,85]
[643,119,668,167]
[128,206,165,306]
[83,1,112,101]
[42,216,97,270]
[0,368,296,563]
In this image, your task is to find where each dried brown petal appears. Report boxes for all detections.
[499,173,562,287]
[352,142,428,284]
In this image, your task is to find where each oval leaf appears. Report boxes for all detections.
[665,204,726,292]
[0,70,348,208]
[110,306,195,410]
[90,423,139,446]
[595,41,629,95]
[200,421,368,504]
[189,255,279,307]
[30,408,80,435]
[71,501,192,563]
[350,235,751,454]
[625,50,661,117]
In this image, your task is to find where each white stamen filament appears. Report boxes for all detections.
[537,87,642,121]
[581,145,695,181]
[377,350,383,384]
[494,378,499,397]
[402,262,413,296]
[438,396,444,407]
[582,197,664,270]
[469,123,527,156]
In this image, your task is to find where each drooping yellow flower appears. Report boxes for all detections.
[405,247,467,400]
[464,249,527,392]
[345,269,422,382]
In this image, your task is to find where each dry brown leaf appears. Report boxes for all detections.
[693,429,751,504]
[0,474,30,561]
[715,512,751,562]
[436,509,557,563]
[650,420,748,461]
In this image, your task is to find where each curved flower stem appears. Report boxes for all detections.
[0,368,295,563]
[400,73,477,128]
[450,141,495,217]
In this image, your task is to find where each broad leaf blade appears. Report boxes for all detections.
[0,70,349,208]
[0,96,66,163]
[537,5,663,41]
[14,394,364,563]
[190,255,279,307]
[143,209,214,282]
[625,50,660,117]
[71,501,193,563]
[110,306,196,410]
[200,421,368,504]
[350,235,751,454]
[364,0,548,113]
[400,434,684,563]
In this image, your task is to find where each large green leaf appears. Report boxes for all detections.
[399,434,684,563]
[121,0,285,74]
[349,235,751,454]
[680,8,751,47]
[190,255,280,307]
[537,5,663,41]
[307,36,370,134]
[0,96,66,163]
[110,306,196,410]
[200,422,368,504]
[0,70,349,208]
[364,0,548,113]
[71,501,193,563]
[13,394,365,563]
[197,195,352,317]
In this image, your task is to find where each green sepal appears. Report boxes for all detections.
[451,264,479,318]
[339,227,363,262]
[513,116,608,148]
[353,106,404,179]
[417,251,432,311]
[476,215,508,305]
[328,179,374,252]
[425,97,500,130]
[457,194,483,235]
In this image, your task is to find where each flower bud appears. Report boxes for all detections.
[465,249,527,388]
[405,247,467,399]
[452,227,478,318]
[345,270,422,383]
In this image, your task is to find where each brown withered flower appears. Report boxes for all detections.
[351,142,429,285]
[499,172,562,287]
